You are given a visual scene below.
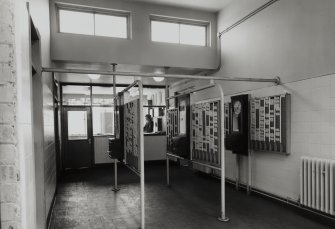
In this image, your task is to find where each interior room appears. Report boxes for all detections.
[1,0,335,228]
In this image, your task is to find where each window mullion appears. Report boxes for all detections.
[178,23,181,44]
[93,13,96,36]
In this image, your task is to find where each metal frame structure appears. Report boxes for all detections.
[41,66,282,229]
[42,67,280,84]
[111,64,120,192]
[165,83,229,222]
[116,80,145,228]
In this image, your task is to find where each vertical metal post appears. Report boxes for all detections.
[165,82,170,187]
[217,84,229,222]
[112,63,120,192]
[236,154,240,191]
[166,156,170,186]
[112,159,120,192]
[247,150,252,195]
[138,81,145,229]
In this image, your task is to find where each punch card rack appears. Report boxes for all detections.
[191,99,221,167]
[166,108,179,153]
[124,99,141,171]
[250,93,291,154]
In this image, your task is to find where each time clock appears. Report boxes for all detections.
[233,100,242,115]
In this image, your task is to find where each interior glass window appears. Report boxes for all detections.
[180,24,206,46]
[151,21,179,44]
[62,86,91,106]
[95,14,128,38]
[59,10,94,35]
[67,111,88,140]
[151,18,208,46]
[92,107,114,136]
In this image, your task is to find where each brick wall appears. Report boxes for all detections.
[0,0,21,228]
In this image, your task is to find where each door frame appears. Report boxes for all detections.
[61,105,94,169]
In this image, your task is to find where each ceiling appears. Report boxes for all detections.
[123,0,233,12]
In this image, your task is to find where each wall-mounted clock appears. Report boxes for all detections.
[225,94,249,156]
[233,100,242,115]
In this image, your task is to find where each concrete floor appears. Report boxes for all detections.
[50,163,334,229]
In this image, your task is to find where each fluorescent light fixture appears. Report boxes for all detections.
[153,76,164,82]
[88,74,101,80]
[153,68,165,82]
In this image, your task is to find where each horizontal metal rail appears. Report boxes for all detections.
[219,0,280,36]
[166,153,221,171]
[42,67,280,84]
[166,84,216,100]
[166,152,184,160]
[123,163,141,177]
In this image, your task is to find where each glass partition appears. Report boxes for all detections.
[67,111,88,140]
[92,107,114,136]
[143,88,166,106]
[143,106,166,133]
[62,84,166,136]
[62,86,91,106]
[92,86,113,106]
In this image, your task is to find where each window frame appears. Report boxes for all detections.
[150,14,210,47]
[56,3,131,39]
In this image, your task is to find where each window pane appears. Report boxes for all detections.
[95,14,128,38]
[93,107,114,136]
[180,24,206,46]
[62,86,91,106]
[143,88,166,106]
[67,111,88,140]
[59,10,94,35]
[151,21,179,44]
[92,86,125,106]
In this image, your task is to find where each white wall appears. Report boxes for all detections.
[49,0,218,69]
[14,0,57,228]
[215,0,335,95]
[224,76,335,201]
[15,2,37,228]
[28,0,57,225]
[216,0,335,201]
[170,0,335,203]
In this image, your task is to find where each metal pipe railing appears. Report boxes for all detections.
[166,153,222,171]
[123,163,141,177]
[219,0,280,36]
[42,67,280,84]
[217,83,229,222]
[165,82,229,222]
[166,84,216,100]
[111,64,120,193]
[114,80,145,229]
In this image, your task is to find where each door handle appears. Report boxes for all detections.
[88,138,92,144]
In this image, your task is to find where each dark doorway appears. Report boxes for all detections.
[63,106,93,169]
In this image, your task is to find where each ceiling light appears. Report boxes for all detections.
[153,76,164,82]
[88,74,101,80]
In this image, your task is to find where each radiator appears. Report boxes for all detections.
[300,157,335,215]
